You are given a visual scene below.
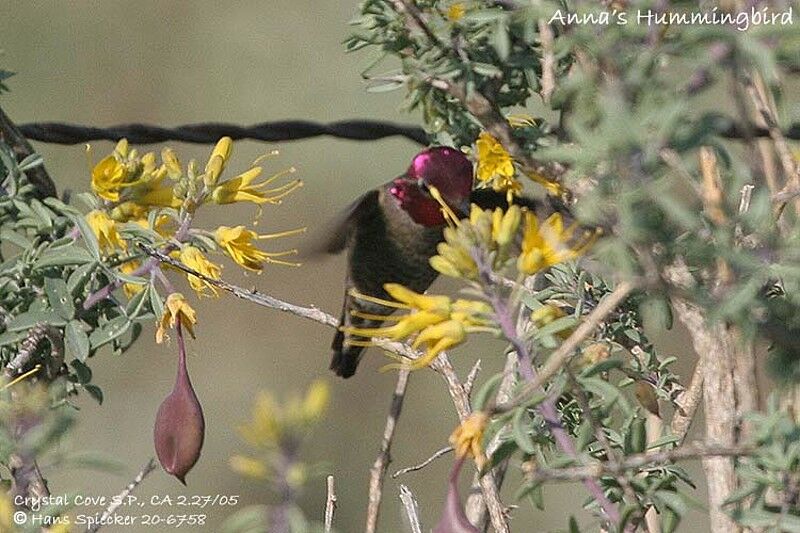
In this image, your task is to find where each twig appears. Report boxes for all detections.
[492,280,637,415]
[393,446,454,478]
[464,359,481,398]
[538,19,556,105]
[526,442,752,484]
[670,360,705,445]
[399,485,423,533]
[324,475,337,533]
[85,458,157,533]
[366,369,410,533]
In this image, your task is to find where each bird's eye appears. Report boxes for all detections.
[418,180,431,195]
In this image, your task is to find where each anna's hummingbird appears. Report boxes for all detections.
[322,146,546,378]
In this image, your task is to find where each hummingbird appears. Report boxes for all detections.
[321,146,549,378]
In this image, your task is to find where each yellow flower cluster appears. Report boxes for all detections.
[230,380,329,481]
[432,203,522,279]
[517,212,594,275]
[91,139,180,208]
[450,412,489,469]
[475,129,564,197]
[430,202,593,280]
[343,284,495,370]
[214,225,305,272]
[476,132,521,198]
[156,293,197,344]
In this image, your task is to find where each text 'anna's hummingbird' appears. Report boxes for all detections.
[322,147,546,378]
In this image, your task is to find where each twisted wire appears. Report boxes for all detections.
[18,119,428,145]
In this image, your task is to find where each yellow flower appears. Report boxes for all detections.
[86,210,126,253]
[155,292,197,344]
[110,201,148,222]
[128,152,179,208]
[229,455,269,479]
[476,132,516,182]
[213,225,303,271]
[517,213,593,274]
[491,204,522,247]
[91,155,127,202]
[120,260,144,299]
[211,166,302,206]
[301,379,330,422]
[524,170,565,196]
[447,2,466,21]
[204,137,232,187]
[450,412,489,469]
[343,285,493,370]
[238,391,281,447]
[161,148,183,179]
[180,246,222,297]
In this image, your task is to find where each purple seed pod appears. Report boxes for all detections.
[153,323,205,484]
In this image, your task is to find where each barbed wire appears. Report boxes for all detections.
[18,119,428,146]
[16,117,800,147]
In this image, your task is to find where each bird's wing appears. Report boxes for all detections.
[303,188,381,256]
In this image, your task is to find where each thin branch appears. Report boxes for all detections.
[538,19,556,105]
[670,360,705,445]
[492,280,638,415]
[85,458,157,533]
[526,442,752,484]
[393,446,454,478]
[324,475,337,533]
[366,369,410,533]
[399,485,423,533]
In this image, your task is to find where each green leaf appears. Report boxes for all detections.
[89,316,131,349]
[654,490,688,516]
[0,330,27,347]
[70,213,101,260]
[64,320,90,362]
[67,262,98,296]
[640,295,673,331]
[149,285,164,319]
[45,277,75,319]
[70,359,92,384]
[473,373,504,411]
[7,311,66,331]
[84,384,104,405]
[512,407,537,454]
[35,247,94,269]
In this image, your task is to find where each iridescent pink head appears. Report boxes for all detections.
[389,147,474,226]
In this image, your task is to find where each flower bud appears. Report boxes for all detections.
[154,338,205,484]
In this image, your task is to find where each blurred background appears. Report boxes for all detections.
[2,2,713,531]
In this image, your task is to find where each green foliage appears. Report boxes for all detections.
[727,397,800,531]
[0,143,156,405]
[348,0,800,530]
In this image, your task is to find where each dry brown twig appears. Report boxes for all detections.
[366,369,410,533]
[86,459,157,533]
[324,475,337,533]
[393,446,454,478]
